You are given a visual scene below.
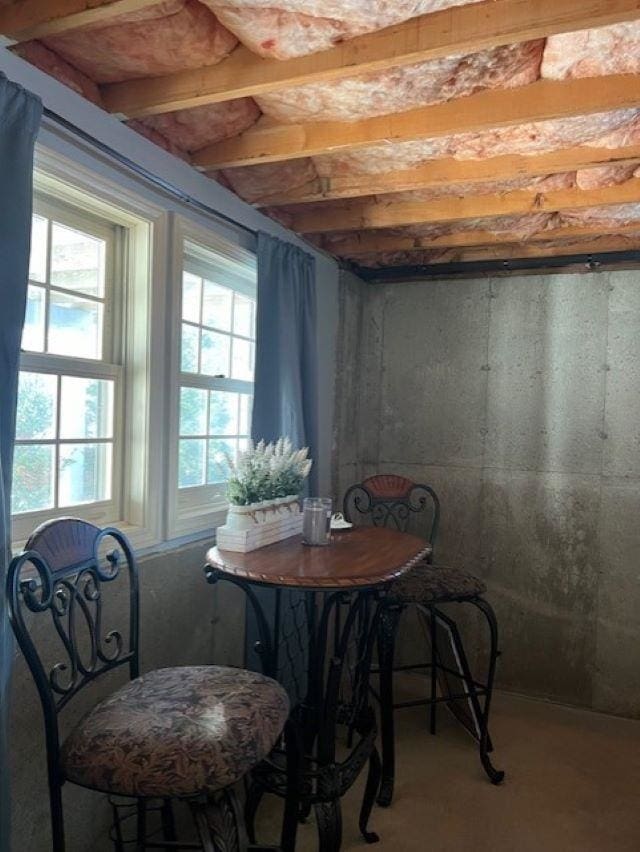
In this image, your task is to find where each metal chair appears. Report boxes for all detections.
[7,518,297,852]
[343,475,504,807]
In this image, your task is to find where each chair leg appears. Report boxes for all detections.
[161,798,177,842]
[110,798,126,852]
[280,719,302,852]
[48,774,66,852]
[471,597,505,785]
[136,800,147,851]
[359,747,381,844]
[244,782,264,846]
[376,604,402,807]
[429,606,438,736]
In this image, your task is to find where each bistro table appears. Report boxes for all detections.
[204,526,430,852]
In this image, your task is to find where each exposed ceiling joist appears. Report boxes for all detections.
[254,146,640,206]
[191,75,640,169]
[293,177,640,233]
[326,222,640,256]
[357,235,640,265]
[101,0,640,118]
[0,0,158,43]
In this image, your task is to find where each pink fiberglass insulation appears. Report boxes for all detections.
[256,40,543,123]
[559,203,640,227]
[377,172,575,204]
[575,163,640,190]
[322,214,558,250]
[205,0,485,60]
[542,22,640,80]
[12,41,104,106]
[314,109,640,176]
[220,159,320,203]
[137,98,260,152]
[127,119,190,160]
[43,0,237,84]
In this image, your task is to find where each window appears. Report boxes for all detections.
[12,193,124,537]
[171,233,257,535]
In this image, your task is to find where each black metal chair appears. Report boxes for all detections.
[343,475,504,807]
[7,518,297,852]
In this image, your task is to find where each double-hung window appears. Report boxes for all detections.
[12,193,123,540]
[173,234,257,534]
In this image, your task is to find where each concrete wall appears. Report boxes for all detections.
[334,269,640,719]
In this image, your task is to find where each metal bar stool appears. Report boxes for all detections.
[343,475,505,807]
[7,518,299,852]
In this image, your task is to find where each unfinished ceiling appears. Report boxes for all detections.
[3,0,640,273]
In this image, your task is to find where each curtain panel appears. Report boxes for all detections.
[251,232,318,491]
[246,233,318,685]
[0,75,42,852]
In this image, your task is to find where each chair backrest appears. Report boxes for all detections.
[343,475,440,550]
[6,518,139,761]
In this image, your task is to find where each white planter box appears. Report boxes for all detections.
[216,496,302,553]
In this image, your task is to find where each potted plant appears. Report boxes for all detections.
[214,439,312,549]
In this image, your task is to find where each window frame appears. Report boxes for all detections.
[13,193,124,539]
[11,147,168,552]
[167,217,257,539]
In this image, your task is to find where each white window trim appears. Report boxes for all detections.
[12,147,170,553]
[166,216,257,540]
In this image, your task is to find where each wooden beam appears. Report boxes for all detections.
[252,146,640,206]
[191,75,640,170]
[292,177,640,234]
[327,222,640,256]
[357,235,640,265]
[101,0,640,118]
[0,0,160,42]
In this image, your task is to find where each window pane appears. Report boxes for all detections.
[202,280,232,331]
[50,222,106,297]
[182,272,201,323]
[231,337,254,381]
[60,377,114,440]
[59,442,112,506]
[22,285,46,352]
[12,444,55,513]
[180,387,207,436]
[208,438,235,484]
[16,371,57,440]
[209,391,238,436]
[201,329,230,377]
[179,438,206,487]
[234,294,255,338]
[29,215,48,283]
[181,323,199,373]
[48,291,102,359]
[239,394,253,435]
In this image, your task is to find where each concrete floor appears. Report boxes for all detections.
[256,682,640,852]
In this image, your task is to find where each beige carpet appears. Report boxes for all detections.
[256,682,640,852]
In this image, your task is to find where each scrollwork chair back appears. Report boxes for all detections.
[343,475,440,554]
[6,518,139,791]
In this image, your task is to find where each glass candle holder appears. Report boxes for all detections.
[302,497,332,546]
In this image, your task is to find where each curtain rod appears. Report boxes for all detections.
[42,107,257,238]
[355,249,640,281]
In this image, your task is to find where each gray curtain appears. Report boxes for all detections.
[246,233,318,691]
[0,75,42,852]
[251,232,318,491]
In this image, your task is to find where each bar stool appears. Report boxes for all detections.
[343,475,504,807]
[7,518,295,852]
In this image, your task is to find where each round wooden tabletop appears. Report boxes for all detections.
[205,526,430,590]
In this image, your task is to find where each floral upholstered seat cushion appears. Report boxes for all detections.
[61,666,289,798]
[388,561,486,603]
